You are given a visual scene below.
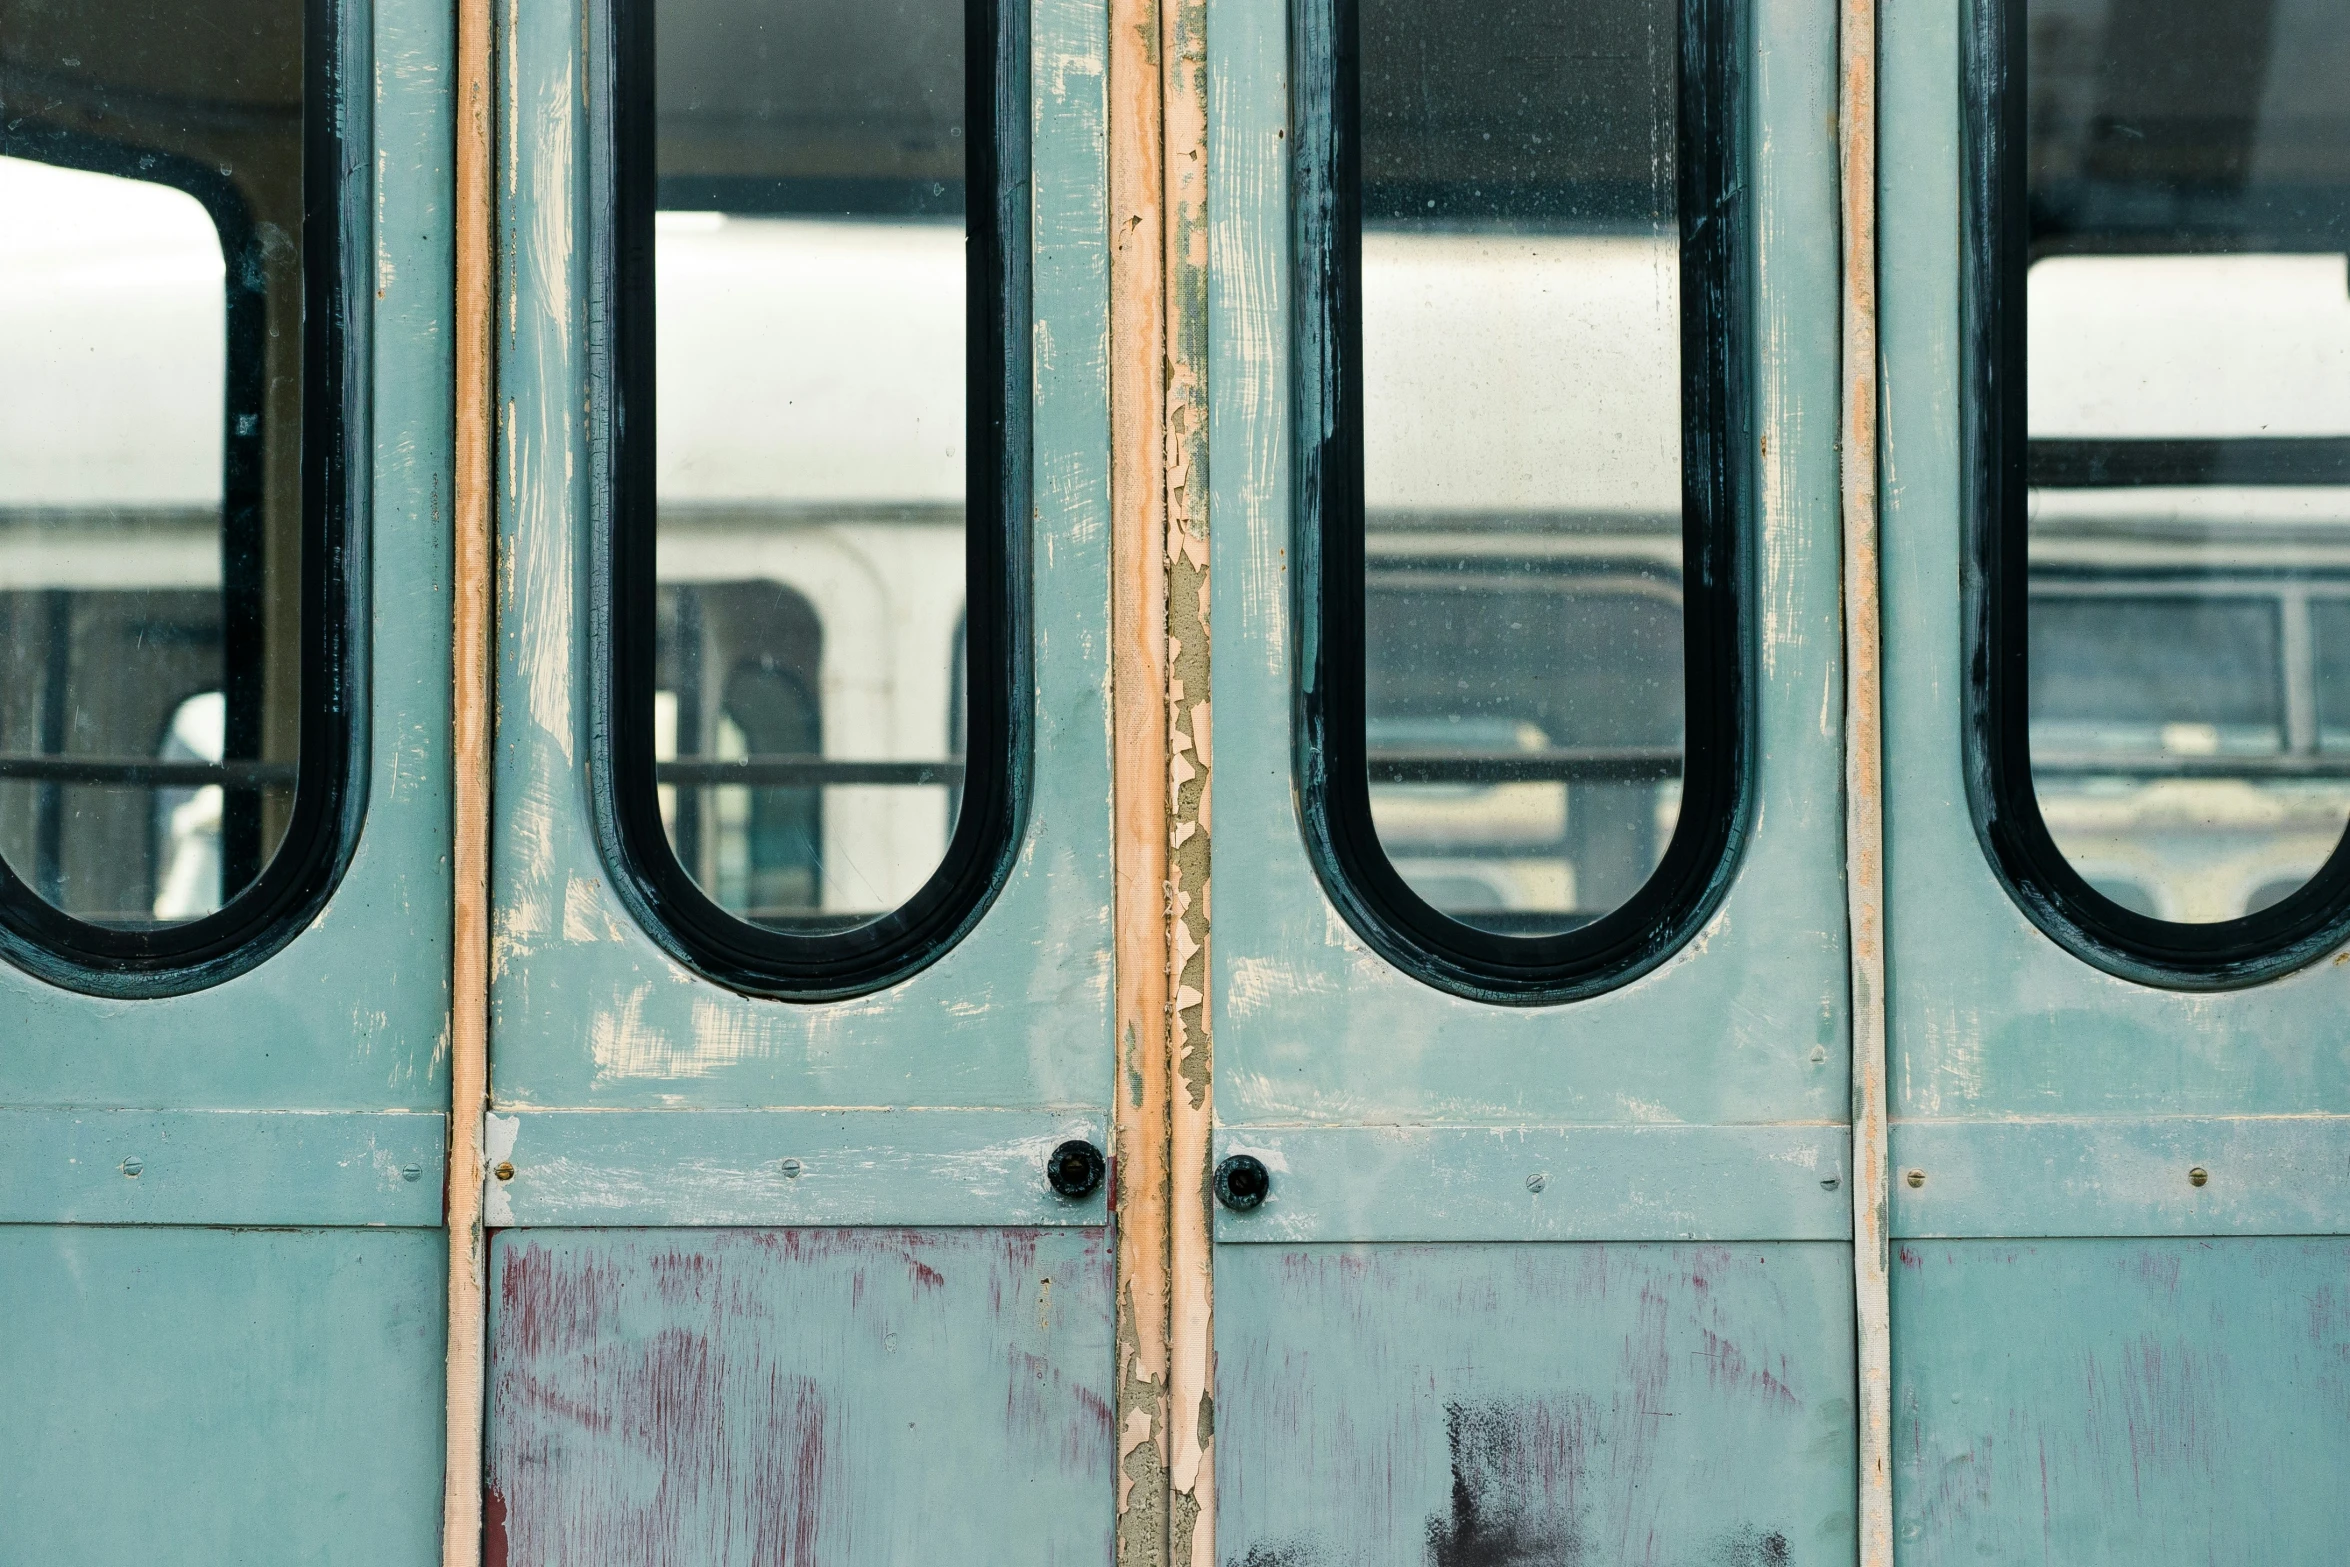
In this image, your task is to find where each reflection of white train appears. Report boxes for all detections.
[7,156,2348,928]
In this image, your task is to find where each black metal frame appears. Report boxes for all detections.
[1962,0,2350,987]
[1291,0,1752,1003]
[0,0,367,995]
[595,0,1030,1000]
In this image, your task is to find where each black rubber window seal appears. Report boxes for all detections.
[593,0,1032,1002]
[1291,0,1754,1005]
[1961,0,2350,988]
[0,0,369,999]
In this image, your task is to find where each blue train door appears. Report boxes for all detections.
[477,0,1124,1555]
[1879,0,2350,1557]
[1198,0,1866,1559]
[0,0,458,1558]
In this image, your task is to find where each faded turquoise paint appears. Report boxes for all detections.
[1217,1244,1859,1564]
[485,1107,1109,1226]
[1891,1115,2350,1238]
[1204,0,1859,1548]
[1877,0,2350,1551]
[0,0,455,1116]
[0,1107,445,1225]
[1892,1238,2350,1563]
[1877,0,2350,1125]
[489,0,1114,1116]
[0,1227,448,1567]
[486,1227,1115,1561]
[1205,0,1851,1132]
[1211,1123,1851,1243]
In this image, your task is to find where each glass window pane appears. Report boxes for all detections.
[1349,0,1706,943]
[0,0,327,952]
[2018,0,2350,929]
[621,0,1000,974]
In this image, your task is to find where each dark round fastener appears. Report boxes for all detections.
[1214,1154,1270,1212]
[1047,1139,1106,1200]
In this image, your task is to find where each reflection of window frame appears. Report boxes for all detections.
[0,0,364,995]
[595,0,1029,1001]
[1963,0,2350,986]
[1292,0,1753,1003]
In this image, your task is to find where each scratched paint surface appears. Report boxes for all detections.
[1216,1244,1857,1566]
[0,0,453,1111]
[0,1227,447,1566]
[488,1227,1115,1563]
[1204,0,1848,1130]
[1892,1238,2350,1563]
[490,0,1114,1111]
[1876,0,2350,1126]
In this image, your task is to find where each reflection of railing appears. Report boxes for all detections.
[0,756,297,787]
[2033,752,2350,780]
[1366,746,1682,784]
[655,756,964,787]
[2030,437,2350,488]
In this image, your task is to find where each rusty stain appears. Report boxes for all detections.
[1838,0,1891,1558]
[443,0,496,1556]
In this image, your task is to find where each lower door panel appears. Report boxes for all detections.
[1217,1243,1859,1565]
[1892,1237,2350,1563]
[487,1226,1115,1563]
[0,1227,448,1567]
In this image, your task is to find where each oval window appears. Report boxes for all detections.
[1967,0,2350,983]
[0,0,359,991]
[1294,0,1750,1002]
[600,0,1024,999]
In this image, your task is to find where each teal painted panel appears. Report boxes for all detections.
[1205,0,1850,1131]
[1878,0,2350,1124]
[1892,1238,2350,1563]
[0,1227,446,1567]
[487,1227,1113,1563]
[489,0,1113,1114]
[483,1108,1106,1226]
[1217,1243,1857,1564]
[0,1108,443,1225]
[1211,1124,1849,1243]
[0,0,452,1112]
[1891,1116,2350,1238]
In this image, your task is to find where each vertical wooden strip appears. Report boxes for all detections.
[1110,0,1175,1562]
[442,0,494,1555]
[1839,0,1891,1559]
[1162,0,1214,1559]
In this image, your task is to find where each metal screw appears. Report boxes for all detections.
[401,1162,423,1182]
[120,1156,143,1178]
[493,1161,516,1182]
[779,1158,803,1179]
[1810,1045,1829,1065]
[1525,1172,1547,1194]
[2189,1166,2208,1187]
[1821,1175,1841,1191]
[1906,1168,1926,1189]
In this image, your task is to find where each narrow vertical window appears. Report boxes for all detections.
[1968,0,2350,982]
[0,0,358,991]
[602,0,1025,998]
[1295,0,1749,1002]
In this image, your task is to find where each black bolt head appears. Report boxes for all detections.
[1047,1139,1106,1200]
[1214,1153,1270,1212]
